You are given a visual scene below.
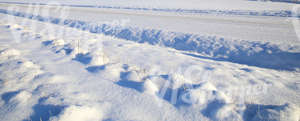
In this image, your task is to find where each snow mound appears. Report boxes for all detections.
[21,61,38,68]
[179,82,243,120]
[121,65,149,82]
[0,48,44,94]
[42,38,110,66]
[42,39,72,56]
[183,82,231,105]
[169,73,193,89]
[11,91,32,105]
[196,81,217,91]
[97,64,123,80]
[89,51,110,66]
[125,71,142,82]
[0,48,21,57]
[143,79,159,95]
[52,39,65,46]
[46,75,72,84]
[51,105,102,121]
[7,24,23,30]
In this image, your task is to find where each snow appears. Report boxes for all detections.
[12,91,32,104]
[1,2,300,43]
[0,48,20,57]
[51,105,102,121]
[143,79,159,95]
[245,103,300,121]
[2,7,300,70]
[0,1,300,121]
[0,0,297,12]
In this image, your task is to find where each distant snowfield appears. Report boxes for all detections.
[0,1,300,121]
[0,0,297,11]
[0,1,300,43]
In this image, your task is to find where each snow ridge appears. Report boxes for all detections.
[1,9,300,71]
[1,1,300,18]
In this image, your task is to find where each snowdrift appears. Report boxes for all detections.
[1,8,300,70]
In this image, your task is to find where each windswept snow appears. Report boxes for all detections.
[0,1,300,121]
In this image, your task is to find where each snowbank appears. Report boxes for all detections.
[2,8,300,70]
[1,8,299,121]
[51,105,102,121]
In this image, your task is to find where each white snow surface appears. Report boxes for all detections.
[0,1,300,121]
[0,0,297,11]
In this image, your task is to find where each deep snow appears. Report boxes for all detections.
[0,1,300,121]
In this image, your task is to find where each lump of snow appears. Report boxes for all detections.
[52,105,102,121]
[169,74,192,89]
[181,82,231,105]
[52,39,65,46]
[101,64,123,80]
[143,79,159,95]
[21,61,38,68]
[9,24,23,30]
[11,91,32,104]
[125,71,143,82]
[0,48,21,57]
[89,51,110,66]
